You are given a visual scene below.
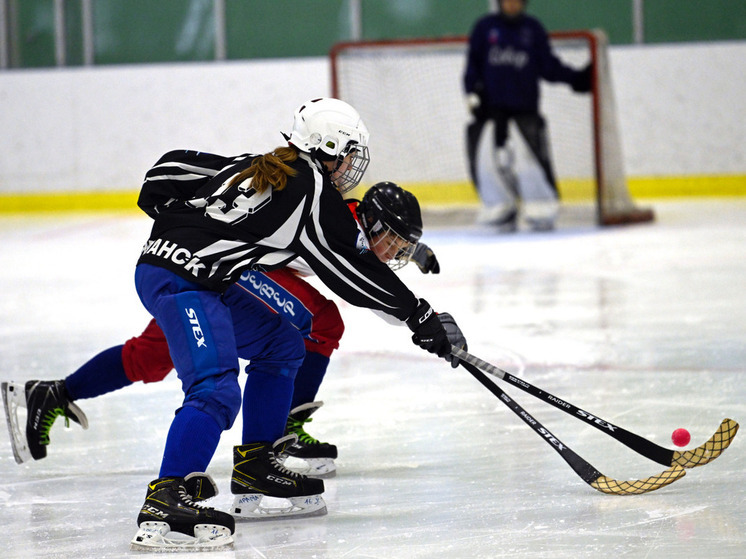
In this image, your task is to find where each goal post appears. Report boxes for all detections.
[330,30,653,227]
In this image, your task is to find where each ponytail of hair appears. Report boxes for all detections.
[229,146,299,193]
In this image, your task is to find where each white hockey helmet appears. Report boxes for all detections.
[287,98,371,192]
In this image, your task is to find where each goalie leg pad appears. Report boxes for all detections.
[511,116,559,231]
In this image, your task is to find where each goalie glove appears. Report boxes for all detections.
[466,87,487,119]
[411,242,440,274]
[406,299,450,359]
[437,312,467,368]
[466,92,482,113]
[571,63,593,93]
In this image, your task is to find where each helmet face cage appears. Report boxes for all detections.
[330,143,370,193]
[366,221,417,271]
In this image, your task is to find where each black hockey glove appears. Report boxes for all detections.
[406,299,450,359]
[571,63,593,93]
[411,242,440,274]
[437,312,467,368]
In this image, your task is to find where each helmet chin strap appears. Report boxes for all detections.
[309,149,338,179]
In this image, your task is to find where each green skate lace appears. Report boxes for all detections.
[39,406,69,445]
[286,416,322,445]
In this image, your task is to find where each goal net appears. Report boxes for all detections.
[330,30,653,227]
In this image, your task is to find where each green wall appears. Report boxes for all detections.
[6,0,746,68]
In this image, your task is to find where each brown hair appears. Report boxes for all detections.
[229,146,299,193]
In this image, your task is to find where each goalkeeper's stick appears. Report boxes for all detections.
[460,360,685,495]
[453,346,739,469]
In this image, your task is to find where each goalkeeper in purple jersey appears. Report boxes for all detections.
[464,0,592,232]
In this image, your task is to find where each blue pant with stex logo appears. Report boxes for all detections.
[135,263,305,475]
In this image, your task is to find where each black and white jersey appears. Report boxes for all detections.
[137,149,418,322]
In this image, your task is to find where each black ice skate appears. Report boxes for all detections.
[1,380,88,464]
[231,434,327,520]
[280,401,338,478]
[131,476,234,552]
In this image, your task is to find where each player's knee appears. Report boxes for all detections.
[188,372,242,430]
[244,323,304,380]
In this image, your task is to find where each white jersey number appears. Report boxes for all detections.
[189,176,271,225]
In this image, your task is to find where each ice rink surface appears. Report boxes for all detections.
[1,199,744,558]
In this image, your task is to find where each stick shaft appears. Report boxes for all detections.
[461,360,603,485]
[460,360,687,495]
[452,346,674,466]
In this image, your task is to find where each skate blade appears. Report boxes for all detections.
[130,521,233,552]
[67,400,89,430]
[1,382,32,464]
[282,456,337,479]
[231,494,327,521]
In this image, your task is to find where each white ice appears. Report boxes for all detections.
[1,199,745,558]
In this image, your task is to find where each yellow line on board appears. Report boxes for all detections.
[628,175,746,198]
[1,175,744,213]
[0,191,140,213]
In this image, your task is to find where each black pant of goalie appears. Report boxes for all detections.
[466,108,559,200]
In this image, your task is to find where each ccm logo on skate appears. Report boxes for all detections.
[185,308,207,348]
[141,504,168,519]
[576,410,617,432]
[267,474,294,486]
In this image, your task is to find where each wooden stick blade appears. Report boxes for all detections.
[590,465,686,495]
[672,418,739,468]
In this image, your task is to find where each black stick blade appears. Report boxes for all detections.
[672,419,739,468]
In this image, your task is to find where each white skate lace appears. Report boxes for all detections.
[178,486,210,509]
[269,453,302,478]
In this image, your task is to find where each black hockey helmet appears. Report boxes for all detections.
[357,182,423,269]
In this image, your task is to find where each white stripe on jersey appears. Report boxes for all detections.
[308,176,395,297]
[196,238,252,258]
[298,228,397,311]
[224,194,308,277]
[255,199,307,249]
[295,153,398,310]
[148,157,246,177]
[208,249,253,278]
[145,173,212,182]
